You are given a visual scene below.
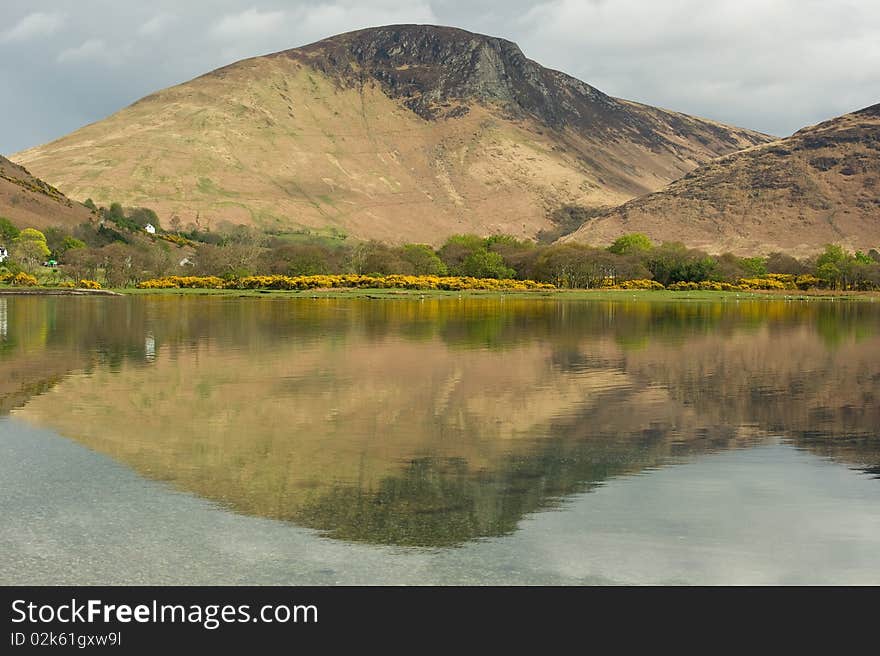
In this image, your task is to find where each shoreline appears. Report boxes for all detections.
[0,287,123,297]
[2,286,877,301]
[116,287,880,301]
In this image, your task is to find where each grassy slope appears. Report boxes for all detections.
[14,53,770,245]
[565,105,880,256]
[0,155,94,231]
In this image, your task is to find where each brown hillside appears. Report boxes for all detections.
[0,155,94,231]
[565,104,880,255]
[13,25,771,244]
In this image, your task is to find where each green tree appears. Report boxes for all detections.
[815,244,850,289]
[0,216,20,244]
[11,228,51,272]
[107,202,125,222]
[608,233,653,256]
[43,227,84,259]
[350,241,410,275]
[532,244,643,288]
[400,244,447,275]
[459,250,515,279]
[62,236,87,253]
[645,242,716,286]
[264,243,333,276]
[816,261,842,289]
[128,207,160,230]
[486,235,536,279]
[738,256,767,277]
[438,234,484,273]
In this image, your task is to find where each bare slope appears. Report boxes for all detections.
[13,25,770,244]
[0,155,94,231]
[566,104,880,255]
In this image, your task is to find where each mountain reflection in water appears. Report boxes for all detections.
[2,295,878,547]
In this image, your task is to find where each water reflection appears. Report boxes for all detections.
[2,295,879,547]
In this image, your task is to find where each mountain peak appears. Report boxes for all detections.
[272,24,612,124]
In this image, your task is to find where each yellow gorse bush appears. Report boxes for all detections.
[137,274,555,291]
[157,234,192,247]
[794,274,820,290]
[138,276,224,289]
[10,272,39,286]
[666,276,818,291]
[668,281,744,291]
[737,277,789,290]
[613,279,665,290]
[78,279,102,289]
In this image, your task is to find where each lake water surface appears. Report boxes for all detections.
[1,295,879,584]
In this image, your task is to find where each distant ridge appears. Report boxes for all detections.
[564,103,880,255]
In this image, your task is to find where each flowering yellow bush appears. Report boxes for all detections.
[795,274,820,290]
[613,279,665,290]
[78,279,102,289]
[666,277,803,291]
[10,272,39,286]
[0,272,11,284]
[668,281,702,291]
[137,274,555,292]
[668,281,745,291]
[157,234,192,247]
[138,276,224,289]
[737,277,788,290]
[764,273,797,287]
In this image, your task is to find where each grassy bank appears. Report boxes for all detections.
[3,283,876,301]
[116,287,880,301]
[0,286,122,296]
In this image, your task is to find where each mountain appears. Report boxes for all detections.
[0,155,94,231]
[565,104,880,255]
[12,25,770,244]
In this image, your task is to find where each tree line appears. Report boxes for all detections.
[1,204,879,290]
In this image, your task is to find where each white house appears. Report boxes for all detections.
[144,223,156,235]
[0,245,7,263]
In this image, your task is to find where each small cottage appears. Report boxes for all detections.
[0,246,7,263]
[144,223,156,235]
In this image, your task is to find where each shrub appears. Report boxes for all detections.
[136,274,555,292]
[795,274,821,290]
[737,277,787,290]
[668,280,747,291]
[78,279,102,289]
[614,279,665,290]
[10,272,39,286]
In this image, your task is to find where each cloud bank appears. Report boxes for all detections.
[1,0,878,153]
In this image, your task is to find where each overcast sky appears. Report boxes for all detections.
[1,0,878,154]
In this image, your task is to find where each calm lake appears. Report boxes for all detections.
[1,294,879,584]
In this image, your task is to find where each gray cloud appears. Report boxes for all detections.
[0,11,65,43]
[1,0,878,154]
